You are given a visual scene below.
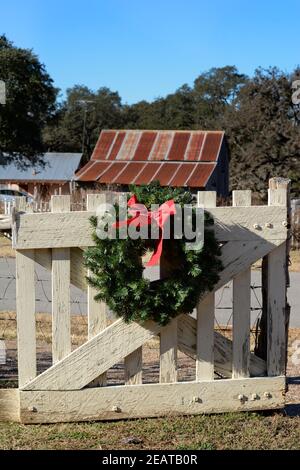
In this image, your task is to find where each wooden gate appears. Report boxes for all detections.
[2,179,290,423]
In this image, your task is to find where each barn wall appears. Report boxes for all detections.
[206,139,229,197]
[18,182,71,201]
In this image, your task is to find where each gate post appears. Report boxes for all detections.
[255,178,291,376]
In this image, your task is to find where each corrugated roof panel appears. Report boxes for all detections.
[112,162,146,184]
[116,131,141,160]
[107,131,126,160]
[133,162,162,184]
[185,163,216,187]
[167,132,190,161]
[99,161,127,183]
[0,153,82,182]
[132,131,157,161]
[185,132,205,161]
[91,131,116,161]
[199,132,223,162]
[77,161,112,182]
[169,163,197,186]
[149,131,173,160]
[154,163,181,185]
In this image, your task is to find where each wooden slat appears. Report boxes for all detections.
[178,315,266,377]
[196,294,215,380]
[214,239,282,293]
[51,196,71,364]
[14,206,288,249]
[16,249,36,387]
[266,186,288,376]
[232,269,251,378]
[197,190,216,208]
[196,190,216,381]
[19,376,285,424]
[267,243,287,376]
[124,347,143,385]
[232,190,251,378]
[35,248,87,291]
[160,319,178,383]
[232,190,251,206]
[0,389,20,422]
[87,194,107,386]
[22,318,163,391]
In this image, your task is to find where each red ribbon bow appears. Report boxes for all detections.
[113,195,176,266]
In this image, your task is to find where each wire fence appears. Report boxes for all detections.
[0,250,264,356]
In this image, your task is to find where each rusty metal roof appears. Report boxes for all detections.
[75,130,225,187]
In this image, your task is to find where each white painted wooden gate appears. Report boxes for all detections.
[8,180,289,423]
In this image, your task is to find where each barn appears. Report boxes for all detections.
[0,152,82,202]
[75,130,229,196]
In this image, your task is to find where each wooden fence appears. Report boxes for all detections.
[0,179,290,423]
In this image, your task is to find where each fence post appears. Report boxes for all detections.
[15,197,36,388]
[255,178,290,376]
[232,190,252,378]
[16,249,36,388]
[51,195,71,364]
[87,193,108,387]
[159,239,179,383]
[196,191,216,381]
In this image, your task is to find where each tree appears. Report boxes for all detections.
[0,35,57,166]
[193,66,248,128]
[224,67,300,197]
[44,85,123,161]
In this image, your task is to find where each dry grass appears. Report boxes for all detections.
[0,412,299,450]
[290,250,300,272]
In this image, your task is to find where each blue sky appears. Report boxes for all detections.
[1,0,299,104]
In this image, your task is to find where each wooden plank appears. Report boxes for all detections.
[256,183,289,374]
[87,193,107,387]
[124,347,143,385]
[177,315,266,378]
[16,249,36,388]
[19,376,285,424]
[51,196,71,364]
[232,190,251,207]
[232,190,251,379]
[197,191,216,208]
[267,243,287,376]
[35,247,87,291]
[0,389,20,423]
[22,318,163,391]
[213,239,283,294]
[268,187,288,206]
[51,195,70,213]
[232,269,251,378]
[196,190,216,381]
[196,293,215,380]
[14,206,288,249]
[160,319,178,383]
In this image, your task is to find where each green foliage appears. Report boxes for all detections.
[84,182,222,325]
[224,67,300,198]
[0,35,57,165]
[43,85,123,162]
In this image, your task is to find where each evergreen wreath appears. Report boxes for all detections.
[84,181,223,326]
